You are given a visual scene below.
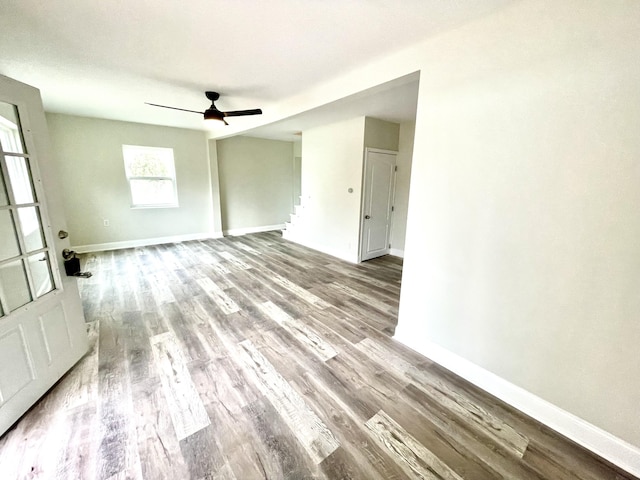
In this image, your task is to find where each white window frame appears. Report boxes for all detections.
[122,145,178,209]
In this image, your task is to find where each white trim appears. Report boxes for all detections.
[223,224,286,236]
[72,231,222,253]
[365,147,399,156]
[392,330,640,478]
[282,236,359,264]
[389,248,404,258]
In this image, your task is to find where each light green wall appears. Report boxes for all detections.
[364,117,400,151]
[397,0,640,447]
[207,139,224,236]
[390,120,415,252]
[46,113,213,248]
[293,140,302,205]
[216,136,294,232]
[292,156,302,206]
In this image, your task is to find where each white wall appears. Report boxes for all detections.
[396,0,640,458]
[46,114,214,250]
[390,120,415,254]
[216,136,293,234]
[297,116,404,262]
[258,0,640,471]
[299,117,366,262]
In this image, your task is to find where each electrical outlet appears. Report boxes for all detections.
[103,219,110,227]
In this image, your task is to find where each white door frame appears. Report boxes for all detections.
[359,148,398,262]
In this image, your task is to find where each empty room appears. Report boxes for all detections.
[1,1,639,478]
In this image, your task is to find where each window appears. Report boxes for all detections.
[122,145,178,208]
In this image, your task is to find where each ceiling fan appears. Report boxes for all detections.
[146,91,262,125]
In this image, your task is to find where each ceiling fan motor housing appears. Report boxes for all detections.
[204,108,224,120]
[204,91,225,121]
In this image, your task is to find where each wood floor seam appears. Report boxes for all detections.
[0,232,634,480]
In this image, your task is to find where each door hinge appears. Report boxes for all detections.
[389,244,392,248]
[391,206,394,212]
[394,165,398,172]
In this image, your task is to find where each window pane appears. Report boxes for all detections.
[17,206,45,252]
[28,253,54,297]
[122,145,178,208]
[0,165,8,206]
[130,178,176,206]
[0,209,20,261]
[0,259,32,311]
[0,102,26,154]
[6,156,35,204]
[123,145,175,177]
[127,155,171,177]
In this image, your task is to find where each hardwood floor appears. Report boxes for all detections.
[0,231,635,479]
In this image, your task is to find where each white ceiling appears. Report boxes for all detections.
[241,73,421,141]
[0,0,516,140]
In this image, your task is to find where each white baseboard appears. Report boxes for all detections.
[72,231,223,253]
[389,248,404,258]
[223,224,286,236]
[392,330,640,478]
[281,236,359,264]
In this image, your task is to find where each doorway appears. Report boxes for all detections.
[359,148,397,262]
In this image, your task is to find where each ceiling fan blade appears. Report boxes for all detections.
[146,92,262,126]
[223,109,263,117]
[145,103,203,114]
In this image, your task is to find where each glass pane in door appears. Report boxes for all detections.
[0,99,57,318]
[28,253,53,297]
[0,210,20,261]
[0,101,26,154]
[0,259,32,311]
[0,167,8,206]
[5,156,35,204]
[17,206,45,252]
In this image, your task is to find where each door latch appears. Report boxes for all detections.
[62,249,92,278]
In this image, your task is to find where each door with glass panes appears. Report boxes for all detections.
[0,75,88,435]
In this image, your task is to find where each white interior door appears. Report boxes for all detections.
[0,75,88,436]
[360,149,397,261]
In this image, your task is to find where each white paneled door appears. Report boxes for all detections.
[0,75,88,435]
[360,149,397,261]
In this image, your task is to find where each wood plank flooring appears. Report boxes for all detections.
[0,231,635,479]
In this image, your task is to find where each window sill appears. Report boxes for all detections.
[130,204,179,210]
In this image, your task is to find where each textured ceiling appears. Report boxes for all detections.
[0,0,516,138]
